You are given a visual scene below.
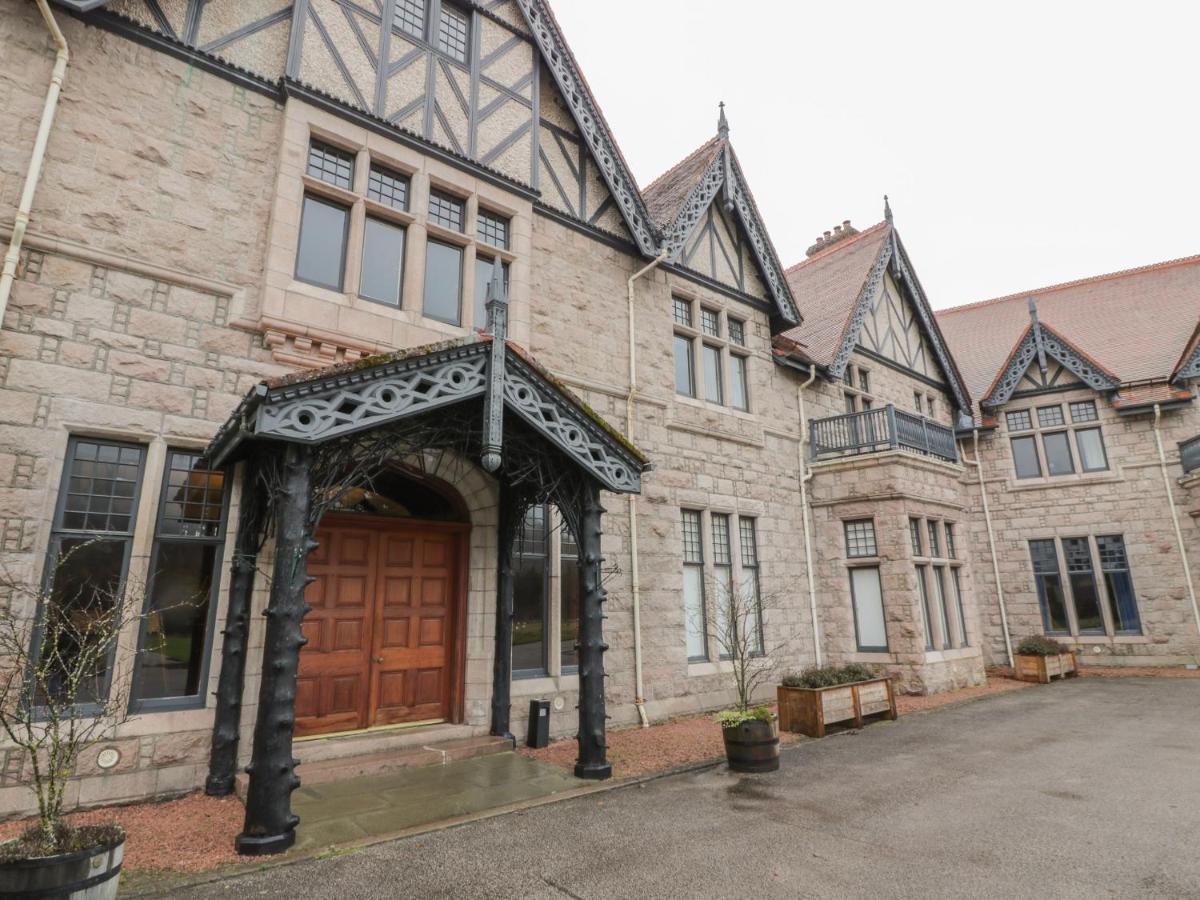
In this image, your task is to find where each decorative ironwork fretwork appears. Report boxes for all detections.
[256,351,490,443]
[984,324,1119,409]
[504,359,641,494]
[828,227,973,420]
[214,339,646,495]
[1177,338,1200,382]
[659,144,799,325]
[516,0,659,256]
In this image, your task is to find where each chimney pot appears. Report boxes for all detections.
[843,219,851,228]
[823,230,832,239]
[833,225,842,235]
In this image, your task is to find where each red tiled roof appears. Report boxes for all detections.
[778,221,891,367]
[1112,383,1194,409]
[937,254,1200,405]
[642,137,723,229]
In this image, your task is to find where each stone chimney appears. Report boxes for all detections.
[805,220,860,257]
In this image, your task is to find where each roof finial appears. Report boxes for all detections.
[718,101,729,140]
[1027,296,1049,375]
[883,194,893,224]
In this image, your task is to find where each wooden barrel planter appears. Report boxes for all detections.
[721,716,781,773]
[0,837,124,899]
[1014,651,1078,684]
[777,676,897,738]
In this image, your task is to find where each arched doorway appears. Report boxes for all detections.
[295,468,470,738]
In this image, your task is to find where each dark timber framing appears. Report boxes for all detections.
[984,319,1120,410]
[204,275,647,855]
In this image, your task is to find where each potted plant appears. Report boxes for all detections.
[1013,635,1078,684]
[777,664,897,738]
[706,578,783,773]
[0,544,153,898]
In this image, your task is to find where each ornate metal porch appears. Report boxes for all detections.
[810,405,958,464]
[199,263,649,856]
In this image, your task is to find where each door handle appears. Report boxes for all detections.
[374,656,384,664]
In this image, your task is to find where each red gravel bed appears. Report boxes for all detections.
[523,676,1039,778]
[988,664,1200,680]
[0,792,244,874]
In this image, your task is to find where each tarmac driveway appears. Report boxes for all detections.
[172,678,1200,899]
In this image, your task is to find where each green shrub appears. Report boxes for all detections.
[781,663,878,689]
[715,705,774,728]
[1016,635,1069,657]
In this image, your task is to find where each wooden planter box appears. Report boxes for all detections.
[777,677,897,738]
[1014,652,1078,684]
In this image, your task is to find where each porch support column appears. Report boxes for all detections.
[206,461,261,796]
[574,479,612,780]
[237,443,315,856]
[490,485,516,740]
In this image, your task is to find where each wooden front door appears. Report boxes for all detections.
[296,517,464,738]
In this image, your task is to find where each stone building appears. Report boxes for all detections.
[0,0,1196,851]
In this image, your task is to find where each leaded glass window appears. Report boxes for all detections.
[1030,539,1069,633]
[728,319,746,346]
[844,519,877,558]
[428,190,465,231]
[672,297,692,327]
[701,308,720,337]
[394,0,426,39]
[307,140,354,189]
[909,518,923,556]
[133,450,228,705]
[367,164,409,211]
[513,505,549,676]
[739,517,763,655]
[1070,400,1098,423]
[1063,537,1104,633]
[1037,405,1065,428]
[1097,535,1141,634]
[437,3,469,63]
[681,510,707,660]
[477,209,509,249]
[1006,410,1033,432]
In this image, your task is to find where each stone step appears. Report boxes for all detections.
[234,733,514,800]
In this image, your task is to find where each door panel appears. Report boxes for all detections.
[371,530,457,726]
[295,525,376,737]
[297,519,463,737]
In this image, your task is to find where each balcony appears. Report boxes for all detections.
[810,405,959,464]
[1182,435,1200,475]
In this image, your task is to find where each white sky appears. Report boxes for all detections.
[550,0,1200,309]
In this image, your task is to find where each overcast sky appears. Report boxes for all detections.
[550,0,1200,310]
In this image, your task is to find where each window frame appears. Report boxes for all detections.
[849,565,888,652]
[37,437,150,711]
[671,297,751,412]
[357,215,407,308]
[294,192,351,292]
[1004,400,1109,481]
[681,509,709,662]
[422,237,465,325]
[1028,535,1142,638]
[129,449,231,713]
[681,509,764,663]
[911,515,969,651]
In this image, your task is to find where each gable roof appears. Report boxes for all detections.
[938,254,1200,408]
[517,0,659,256]
[982,320,1120,408]
[778,216,972,416]
[642,117,800,325]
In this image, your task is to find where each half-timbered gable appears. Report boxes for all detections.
[857,271,945,384]
[68,0,645,246]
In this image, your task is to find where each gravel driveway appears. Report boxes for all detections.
[167,678,1200,899]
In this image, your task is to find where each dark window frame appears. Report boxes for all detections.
[681,509,708,662]
[422,237,464,325]
[294,193,351,292]
[849,565,889,652]
[358,216,408,308]
[844,519,878,559]
[35,437,149,712]
[129,449,231,713]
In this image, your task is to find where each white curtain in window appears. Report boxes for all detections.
[851,567,887,650]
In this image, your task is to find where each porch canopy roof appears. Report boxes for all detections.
[205,335,649,495]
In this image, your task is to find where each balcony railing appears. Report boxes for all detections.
[810,404,958,464]
[1181,435,1200,475]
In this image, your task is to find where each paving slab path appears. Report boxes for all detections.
[167,679,1200,899]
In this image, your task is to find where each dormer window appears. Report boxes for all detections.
[437,4,470,63]
[394,0,426,40]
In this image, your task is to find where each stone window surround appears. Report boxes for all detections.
[1002,394,1112,485]
[25,427,240,737]
[1024,530,1149,643]
[910,515,969,653]
[681,506,767,671]
[670,289,754,417]
[264,103,529,354]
